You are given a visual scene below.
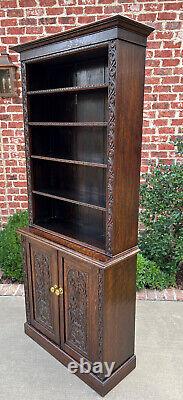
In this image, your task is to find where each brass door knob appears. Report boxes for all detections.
[50,286,63,296]
[55,287,63,296]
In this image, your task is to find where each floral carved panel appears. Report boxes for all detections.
[33,250,53,331]
[66,268,89,355]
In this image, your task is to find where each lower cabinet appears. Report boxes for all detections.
[26,238,99,362]
[21,232,137,395]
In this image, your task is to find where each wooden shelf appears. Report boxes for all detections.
[34,219,105,250]
[31,155,107,168]
[32,190,106,211]
[29,122,108,127]
[27,84,108,95]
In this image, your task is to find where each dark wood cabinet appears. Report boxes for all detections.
[13,15,153,396]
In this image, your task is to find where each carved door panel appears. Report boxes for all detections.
[28,240,61,345]
[61,254,99,362]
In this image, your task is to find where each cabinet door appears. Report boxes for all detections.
[61,254,99,362]
[28,239,61,345]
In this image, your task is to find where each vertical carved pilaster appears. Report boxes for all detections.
[98,267,104,362]
[106,40,117,255]
[21,62,33,225]
[97,267,105,381]
[21,236,31,323]
[67,268,88,355]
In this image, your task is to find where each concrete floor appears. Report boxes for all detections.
[0,297,182,400]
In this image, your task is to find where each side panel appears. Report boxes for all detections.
[27,238,61,345]
[112,39,146,254]
[103,256,136,371]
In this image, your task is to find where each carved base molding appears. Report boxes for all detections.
[25,323,136,397]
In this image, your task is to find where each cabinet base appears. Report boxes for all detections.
[24,322,136,397]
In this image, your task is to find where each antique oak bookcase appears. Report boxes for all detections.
[12,15,153,396]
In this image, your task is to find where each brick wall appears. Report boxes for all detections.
[0,0,182,225]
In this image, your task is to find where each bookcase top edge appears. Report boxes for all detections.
[11,14,154,54]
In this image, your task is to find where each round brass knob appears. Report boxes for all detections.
[55,287,63,296]
[59,288,63,295]
[50,286,55,293]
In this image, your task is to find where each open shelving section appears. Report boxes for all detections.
[26,47,108,249]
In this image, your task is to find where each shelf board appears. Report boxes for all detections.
[33,219,105,250]
[31,155,107,168]
[27,84,108,95]
[32,190,106,212]
[29,122,108,127]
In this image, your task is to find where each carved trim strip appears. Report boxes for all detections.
[106,40,117,255]
[21,236,31,323]
[21,62,33,225]
[24,42,108,64]
[98,268,104,363]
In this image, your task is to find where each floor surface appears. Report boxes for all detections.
[0,297,182,400]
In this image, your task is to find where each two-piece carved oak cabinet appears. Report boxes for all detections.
[12,15,153,396]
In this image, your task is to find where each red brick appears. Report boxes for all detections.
[1,0,17,7]
[162,59,180,67]
[44,26,62,34]
[165,21,181,30]
[161,76,180,84]
[1,19,18,27]
[39,17,57,25]
[155,31,173,40]
[143,4,163,12]
[7,27,25,35]
[154,68,173,76]
[136,290,147,300]
[158,110,175,118]
[19,0,37,6]
[25,6,41,14]
[159,94,177,101]
[146,290,157,301]
[78,0,95,3]
[154,119,168,127]
[164,3,183,11]
[85,6,103,14]
[26,26,44,34]
[175,290,183,301]
[19,18,38,26]
[155,50,172,58]
[1,37,18,44]
[58,17,76,24]
[78,16,95,24]
[19,36,38,44]
[7,9,24,17]
[158,12,177,20]
[39,0,56,5]
[153,85,172,93]
[138,13,157,22]
[158,143,174,150]
[66,7,84,15]
[46,7,65,15]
